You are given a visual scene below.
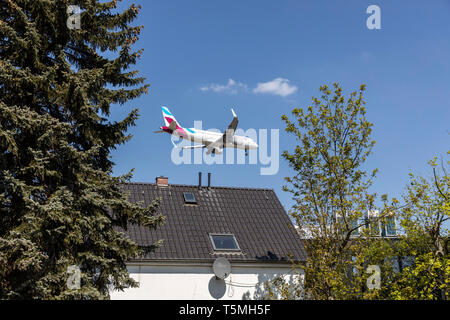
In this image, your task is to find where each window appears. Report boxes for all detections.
[367,210,381,236]
[209,234,240,251]
[350,219,360,236]
[400,256,415,270]
[183,192,197,204]
[335,212,360,237]
[385,257,401,273]
[384,215,397,237]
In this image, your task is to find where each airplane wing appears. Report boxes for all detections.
[224,108,238,143]
[204,108,238,154]
[216,108,238,145]
[204,139,223,154]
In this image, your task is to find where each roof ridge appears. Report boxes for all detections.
[123,181,273,191]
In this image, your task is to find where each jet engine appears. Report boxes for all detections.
[206,148,223,155]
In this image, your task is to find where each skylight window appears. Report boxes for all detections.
[209,234,240,251]
[183,192,197,204]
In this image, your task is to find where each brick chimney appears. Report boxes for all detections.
[156,176,168,187]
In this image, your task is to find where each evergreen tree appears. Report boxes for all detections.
[0,0,164,299]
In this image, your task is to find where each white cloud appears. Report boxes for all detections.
[200,78,248,95]
[253,78,298,97]
[200,77,298,98]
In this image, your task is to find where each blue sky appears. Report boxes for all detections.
[110,0,450,212]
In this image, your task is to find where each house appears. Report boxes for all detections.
[110,174,306,300]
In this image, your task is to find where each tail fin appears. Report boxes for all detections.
[161,106,180,127]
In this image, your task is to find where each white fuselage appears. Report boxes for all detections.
[171,128,258,151]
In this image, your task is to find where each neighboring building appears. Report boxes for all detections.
[110,175,306,300]
[294,211,416,274]
[295,210,398,239]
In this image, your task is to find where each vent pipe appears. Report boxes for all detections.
[198,172,202,189]
[208,173,211,189]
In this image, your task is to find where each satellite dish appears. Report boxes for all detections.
[213,257,231,280]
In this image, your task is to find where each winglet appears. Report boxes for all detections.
[231,108,237,119]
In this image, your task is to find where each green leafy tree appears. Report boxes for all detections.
[277,83,396,299]
[387,155,449,300]
[0,0,164,299]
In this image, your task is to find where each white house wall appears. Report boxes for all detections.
[110,262,304,300]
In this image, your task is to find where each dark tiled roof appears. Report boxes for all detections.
[121,182,306,263]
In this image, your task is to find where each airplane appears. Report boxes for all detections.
[155,106,258,155]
